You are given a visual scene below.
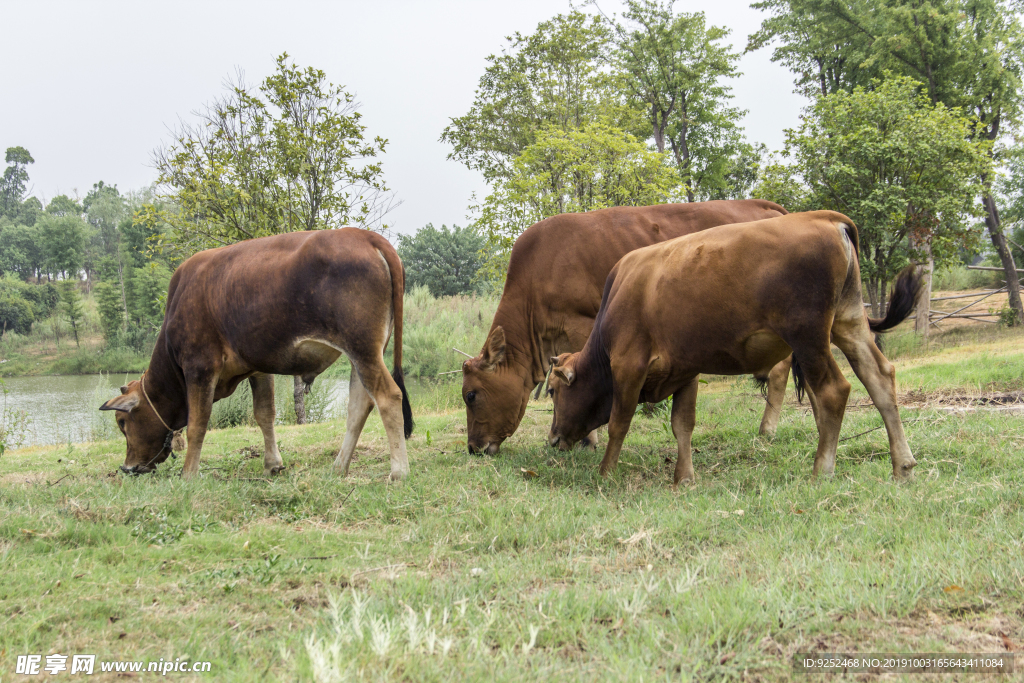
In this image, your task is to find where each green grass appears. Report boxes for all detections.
[1,330,1023,681]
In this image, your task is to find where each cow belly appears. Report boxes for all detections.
[288,338,347,377]
[740,331,792,376]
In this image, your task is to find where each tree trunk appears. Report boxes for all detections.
[913,247,933,338]
[293,375,307,424]
[982,192,1024,325]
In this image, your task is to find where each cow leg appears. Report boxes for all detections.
[580,429,600,451]
[333,371,375,477]
[181,378,216,479]
[832,329,916,479]
[671,378,699,486]
[792,349,851,477]
[758,356,792,437]
[348,359,410,481]
[249,373,284,475]
[598,376,644,478]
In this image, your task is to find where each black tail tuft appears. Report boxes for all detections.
[869,266,922,333]
[392,366,414,438]
[753,375,769,400]
[790,355,806,403]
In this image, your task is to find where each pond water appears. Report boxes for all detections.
[0,374,348,448]
[1,373,462,448]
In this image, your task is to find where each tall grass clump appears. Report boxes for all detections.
[931,264,1000,291]
[209,375,341,429]
[386,286,498,378]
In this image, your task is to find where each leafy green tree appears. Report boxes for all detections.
[0,221,45,280]
[0,147,34,219]
[84,182,124,256]
[603,0,751,201]
[398,224,487,296]
[441,11,638,185]
[474,121,681,282]
[58,281,84,348]
[14,197,42,227]
[155,52,394,253]
[45,194,83,218]
[779,76,991,314]
[94,281,126,341]
[37,213,87,280]
[748,0,1024,323]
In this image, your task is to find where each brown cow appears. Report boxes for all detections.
[99,228,414,480]
[462,200,789,455]
[547,211,920,484]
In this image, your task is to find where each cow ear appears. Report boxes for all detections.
[552,366,575,386]
[549,356,560,367]
[481,327,506,369]
[100,393,140,412]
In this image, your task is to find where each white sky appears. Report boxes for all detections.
[1,0,804,237]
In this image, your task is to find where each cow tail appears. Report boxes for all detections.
[790,355,806,403]
[377,237,414,438]
[868,266,922,334]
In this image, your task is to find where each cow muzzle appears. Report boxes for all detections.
[548,434,573,451]
[119,464,155,476]
[467,442,500,456]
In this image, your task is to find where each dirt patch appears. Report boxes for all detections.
[900,389,1024,413]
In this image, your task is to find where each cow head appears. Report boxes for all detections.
[547,352,604,450]
[99,380,175,474]
[462,326,529,454]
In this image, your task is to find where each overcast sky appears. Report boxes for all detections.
[2,0,805,236]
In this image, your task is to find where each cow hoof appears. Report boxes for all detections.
[388,467,409,482]
[266,465,286,476]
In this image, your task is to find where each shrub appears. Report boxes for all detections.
[0,294,34,336]
[931,264,1000,291]
[385,286,498,378]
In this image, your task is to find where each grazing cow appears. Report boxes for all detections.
[99,229,414,480]
[462,200,789,455]
[547,211,920,484]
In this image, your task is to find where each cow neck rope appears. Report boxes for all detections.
[141,371,173,434]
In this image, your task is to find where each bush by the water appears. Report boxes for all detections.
[0,277,58,336]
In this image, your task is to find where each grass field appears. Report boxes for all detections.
[1,326,1023,681]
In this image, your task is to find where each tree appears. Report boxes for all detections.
[398,224,487,296]
[37,214,87,280]
[441,11,637,185]
[155,52,395,254]
[0,221,45,280]
[779,76,990,315]
[45,194,83,218]
[603,0,751,201]
[0,147,34,218]
[155,52,395,421]
[748,0,1024,323]
[94,281,126,342]
[58,281,84,348]
[474,121,681,282]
